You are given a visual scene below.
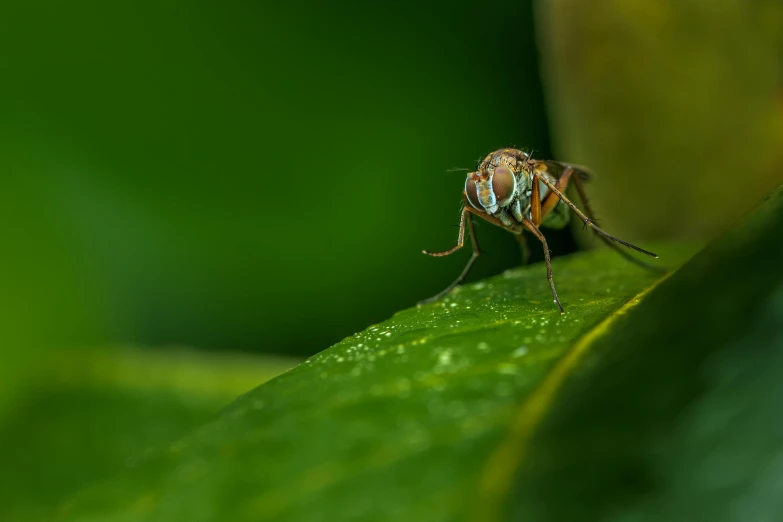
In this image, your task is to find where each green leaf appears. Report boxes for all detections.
[55,235,701,521]
[0,348,298,522]
[502,184,783,522]
[59,180,783,521]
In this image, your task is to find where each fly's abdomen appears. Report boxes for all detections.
[541,198,571,229]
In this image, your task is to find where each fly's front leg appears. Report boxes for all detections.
[419,207,481,305]
[423,206,468,258]
[521,217,564,313]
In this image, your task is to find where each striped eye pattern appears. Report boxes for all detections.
[465,173,482,210]
[465,167,517,213]
[491,167,516,205]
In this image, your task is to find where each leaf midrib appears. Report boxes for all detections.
[224,291,668,519]
[475,273,673,521]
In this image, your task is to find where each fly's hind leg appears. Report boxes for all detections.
[419,207,481,305]
[533,169,658,259]
[568,171,665,273]
[538,167,574,221]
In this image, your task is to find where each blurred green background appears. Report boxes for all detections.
[0,0,552,359]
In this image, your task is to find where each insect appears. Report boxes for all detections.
[420,148,659,313]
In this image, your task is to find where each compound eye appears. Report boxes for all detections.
[491,167,516,204]
[465,174,482,209]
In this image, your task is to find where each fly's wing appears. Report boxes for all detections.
[536,160,592,182]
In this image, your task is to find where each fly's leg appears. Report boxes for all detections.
[537,165,663,272]
[568,171,666,273]
[419,207,481,305]
[521,217,564,314]
[538,167,574,220]
[530,165,574,227]
[532,171,658,259]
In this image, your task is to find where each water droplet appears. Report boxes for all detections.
[434,349,453,372]
[512,346,529,357]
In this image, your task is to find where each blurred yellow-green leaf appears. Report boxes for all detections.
[537,0,783,239]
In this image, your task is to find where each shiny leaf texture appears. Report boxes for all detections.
[56,239,700,522]
[504,184,783,522]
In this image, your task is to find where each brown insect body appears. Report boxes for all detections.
[466,148,572,232]
[421,148,660,313]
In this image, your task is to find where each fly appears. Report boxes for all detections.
[420,148,660,313]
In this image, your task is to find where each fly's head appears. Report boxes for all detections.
[464,148,532,216]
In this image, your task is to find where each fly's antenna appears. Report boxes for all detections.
[522,148,538,171]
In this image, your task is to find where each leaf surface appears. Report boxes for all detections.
[0,348,297,522]
[56,240,699,522]
[503,185,783,521]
